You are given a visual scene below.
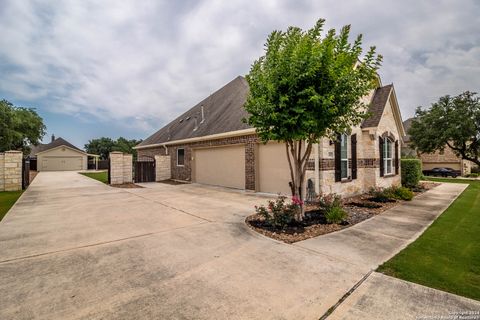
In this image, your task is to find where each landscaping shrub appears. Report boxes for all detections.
[472,166,480,174]
[255,196,298,229]
[467,173,479,178]
[369,186,414,202]
[401,159,422,188]
[318,193,347,224]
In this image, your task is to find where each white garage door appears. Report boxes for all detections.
[258,143,292,195]
[41,156,83,171]
[194,145,245,189]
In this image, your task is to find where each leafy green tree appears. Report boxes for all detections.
[244,19,382,220]
[85,137,142,159]
[409,91,480,167]
[0,99,46,153]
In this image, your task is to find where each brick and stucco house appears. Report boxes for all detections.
[135,76,405,198]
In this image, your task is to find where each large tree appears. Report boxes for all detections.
[409,91,480,166]
[85,137,142,159]
[0,99,46,153]
[244,19,381,220]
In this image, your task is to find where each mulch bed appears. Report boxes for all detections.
[246,182,439,244]
[111,183,143,189]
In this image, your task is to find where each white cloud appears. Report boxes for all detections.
[0,0,479,134]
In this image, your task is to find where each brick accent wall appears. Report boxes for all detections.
[137,134,259,190]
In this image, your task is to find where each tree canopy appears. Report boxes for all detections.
[244,19,381,219]
[0,99,46,153]
[85,137,142,159]
[409,91,480,166]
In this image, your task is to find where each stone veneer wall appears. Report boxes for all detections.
[0,151,23,191]
[109,152,133,185]
[154,155,171,181]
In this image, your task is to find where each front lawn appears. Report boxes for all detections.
[80,171,108,184]
[0,191,24,222]
[378,178,480,300]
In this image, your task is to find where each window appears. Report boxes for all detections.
[177,148,185,166]
[383,138,393,175]
[340,134,348,179]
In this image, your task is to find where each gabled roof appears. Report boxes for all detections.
[137,76,251,147]
[361,84,393,128]
[138,77,403,148]
[29,137,85,157]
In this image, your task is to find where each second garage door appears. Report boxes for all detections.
[193,145,245,189]
[258,142,292,195]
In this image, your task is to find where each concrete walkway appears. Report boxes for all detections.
[0,172,476,319]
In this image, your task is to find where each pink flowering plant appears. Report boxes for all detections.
[254,195,301,229]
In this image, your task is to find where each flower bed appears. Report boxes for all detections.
[246,182,438,243]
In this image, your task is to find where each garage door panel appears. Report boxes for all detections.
[41,156,83,171]
[258,143,292,195]
[194,145,245,189]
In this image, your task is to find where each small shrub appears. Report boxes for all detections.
[391,186,414,201]
[255,196,298,229]
[401,159,422,188]
[368,187,395,203]
[471,166,480,174]
[318,193,347,224]
[325,205,347,224]
[467,173,479,178]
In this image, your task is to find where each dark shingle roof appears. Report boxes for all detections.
[139,77,394,147]
[29,137,85,157]
[137,76,251,147]
[361,84,393,128]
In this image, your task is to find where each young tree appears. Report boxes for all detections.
[409,91,480,166]
[0,99,46,153]
[244,19,382,220]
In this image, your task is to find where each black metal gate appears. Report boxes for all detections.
[22,158,30,190]
[107,158,111,184]
[134,157,156,183]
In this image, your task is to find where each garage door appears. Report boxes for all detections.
[258,143,292,195]
[41,156,83,171]
[194,145,245,189]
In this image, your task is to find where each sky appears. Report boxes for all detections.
[1,0,479,149]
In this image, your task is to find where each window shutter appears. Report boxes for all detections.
[379,136,384,177]
[395,140,399,175]
[334,134,341,182]
[351,134,357,180]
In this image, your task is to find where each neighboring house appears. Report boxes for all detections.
[29,135,88,171]
[402,118,472,176]
[135,76,405,198]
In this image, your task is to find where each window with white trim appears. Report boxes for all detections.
[177,148,185,166]
[340,134,348,179]
[383,138,393,175]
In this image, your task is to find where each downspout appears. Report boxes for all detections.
[314,143,320,194]
[163,144,168,155]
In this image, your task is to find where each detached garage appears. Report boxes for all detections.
[30,136,88,172]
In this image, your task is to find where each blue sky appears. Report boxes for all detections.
[1,0,479,149]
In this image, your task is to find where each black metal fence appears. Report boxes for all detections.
[22,158,30,190]
[29,158,37,171]
[134,158,156,183]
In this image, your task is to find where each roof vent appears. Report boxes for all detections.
[186,116,190,120]
[179,119,183,123]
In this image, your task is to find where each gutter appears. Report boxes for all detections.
[134,128,256,150]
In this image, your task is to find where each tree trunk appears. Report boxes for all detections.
[285,139,314,221]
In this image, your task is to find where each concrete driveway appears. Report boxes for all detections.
[0,172,477,319]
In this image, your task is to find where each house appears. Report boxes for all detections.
[135,76,405,198]
[402,118,472,176]
[29,135,89,171]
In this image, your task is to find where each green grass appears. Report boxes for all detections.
[0,191,24,221]
[80,171,108,184]
[378,178,480,300]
